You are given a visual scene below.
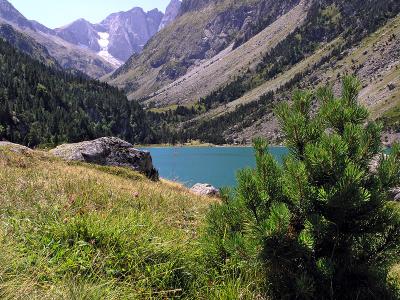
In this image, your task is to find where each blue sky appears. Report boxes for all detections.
[8,0,171,29]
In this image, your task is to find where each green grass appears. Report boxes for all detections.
[379,97,400,129]
[0,149,224,299]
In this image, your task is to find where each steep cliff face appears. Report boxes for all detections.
[108,0,301,99]
[159,0,181,31]
[54,7,164,64]
[55,19,101,52]
[101,8,163,62]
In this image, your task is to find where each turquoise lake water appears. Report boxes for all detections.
[140,147,289,188]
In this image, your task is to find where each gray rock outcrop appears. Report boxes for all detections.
[190,183,220,197]
[50,137,159,180]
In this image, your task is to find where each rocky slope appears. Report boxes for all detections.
[55,18,101,53]
[0,0,32,29]
[186,1,400,145]
[108,0,302,99]
[144,0,310,107]
[159,0,181,31]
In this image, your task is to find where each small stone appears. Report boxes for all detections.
[387,83,396,91]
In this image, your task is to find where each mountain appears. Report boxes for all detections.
[99,7,163,62]
[108,0,302,99]
[55,7,165,65]
[109,0,400,145]
[159,0,181,31]
[0,0,115,77]
[55,18,101,52]
[0,36,155,147]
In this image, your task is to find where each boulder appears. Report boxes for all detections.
[50,137,158,180]
[190,183,220,197]
[0,141,32,153]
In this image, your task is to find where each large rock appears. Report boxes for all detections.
[50,137,159,180]
[190,183,220,197]
[0,141,32,153]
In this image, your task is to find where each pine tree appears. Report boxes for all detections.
[205,76,400,299]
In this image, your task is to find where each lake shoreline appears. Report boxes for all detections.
[135,143,284,149]
[139,146,289,188]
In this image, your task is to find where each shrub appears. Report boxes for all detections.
[205,76,400,299]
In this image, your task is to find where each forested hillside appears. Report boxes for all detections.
[141,0,400,145]
[0,38,155,147]
[0,23,59,68]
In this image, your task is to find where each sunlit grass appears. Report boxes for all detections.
[0,148,217,299]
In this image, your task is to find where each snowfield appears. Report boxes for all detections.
[97,32,122,67]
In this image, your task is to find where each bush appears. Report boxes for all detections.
[205,76,400,299]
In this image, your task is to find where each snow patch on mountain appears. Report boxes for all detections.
[97,32,122,67]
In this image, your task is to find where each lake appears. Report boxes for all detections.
[140,147,289,188]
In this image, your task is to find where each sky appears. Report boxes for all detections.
[8,0,171,29]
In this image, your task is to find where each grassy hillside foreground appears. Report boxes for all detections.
[0,146,399,299]
[0,147,237,299]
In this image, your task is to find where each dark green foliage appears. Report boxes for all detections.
[0,23,59,68]
[0,38,155,147]
[205,76,400,299]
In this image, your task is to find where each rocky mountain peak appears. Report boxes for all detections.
[99,7,163,62]
[159,0,181,31]
[55,18,100,52]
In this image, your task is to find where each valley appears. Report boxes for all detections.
[0,0,400,298]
